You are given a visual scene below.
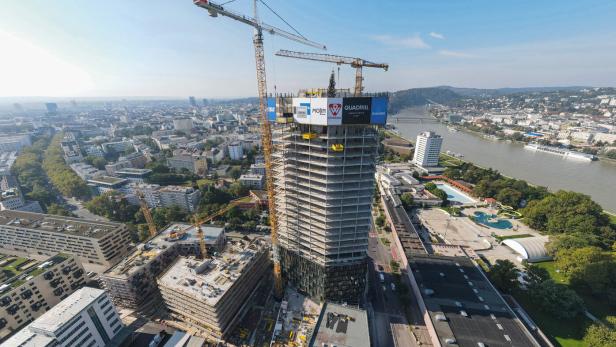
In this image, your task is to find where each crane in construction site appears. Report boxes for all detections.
[193,0,326,297]
[275,50,388,96]
[183,197,249,259]
[136,190,157,238]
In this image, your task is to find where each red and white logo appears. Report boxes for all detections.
[328,103,342,117]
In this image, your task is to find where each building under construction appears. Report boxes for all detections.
[270,92,388,303]
[157,237,270,341]
[100,223,226,314]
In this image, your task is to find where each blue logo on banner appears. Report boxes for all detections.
[300,102,311,116]
[267,98,276,121]
[370,97,388,124]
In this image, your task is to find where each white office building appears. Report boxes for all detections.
[412,131,443,168]
[2,287,124,347]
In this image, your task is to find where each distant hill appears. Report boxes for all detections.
[387,85,592,113]
[388,87,462,113]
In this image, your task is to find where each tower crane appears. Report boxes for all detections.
[182,197,248,259]
[136,190,157,238]
[193,0,326,298]
[275,50,388,96]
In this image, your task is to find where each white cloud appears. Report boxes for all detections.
[438,49,478,58]
[429,32,445,40]
[370,34,430,49]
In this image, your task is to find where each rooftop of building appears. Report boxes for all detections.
[157,237,267,306]
[104,223,225,278]
[0,253,70,291]
[87,175,128,186]
[0,210,124,238]
[310,303,370,347]
[410,254,537,347]
[158,185,197,193]
[30,287,106,333]
[115,168,152,175]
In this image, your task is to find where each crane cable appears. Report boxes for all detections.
[259,0,307,40]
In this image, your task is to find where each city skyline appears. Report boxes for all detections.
[1,0,616,98]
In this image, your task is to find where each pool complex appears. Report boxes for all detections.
[435,183,476,205]
[473,211,513,229]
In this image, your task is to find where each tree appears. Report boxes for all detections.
[496,187,523,207]
[85,192,139,222]
[529,280,585,319]
[546,233,601,256]
[47,203,73,217]
[84,156,107,170]
[584,317,616,347]
[375,214,385,227]
[400,192,414,209]
[488,259,520,293]
[228,182,248,198]
[228,166,242,180]
[522,263,549,289]
[327,70,336,97]
[574,260,616,305]
[555,246,610,278]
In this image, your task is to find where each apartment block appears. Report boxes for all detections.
[0,211,132,273]
[157,237,269,340]
[0,135,31,153]
[167,151,208,176]
[3,287,124,347]
[159,186,201,212]
[0,254,86,342]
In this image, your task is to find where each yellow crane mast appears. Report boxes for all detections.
[193,0,325,298]
[136,190,157,238]
[274,50,388,96]
[184,197,248,259]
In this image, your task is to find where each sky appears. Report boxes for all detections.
[1,0,615,99]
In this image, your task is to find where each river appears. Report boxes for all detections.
[391,107,616,213]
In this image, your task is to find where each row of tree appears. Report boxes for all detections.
[424,182,448,206]
[444,162,548,207]
[42,133,91,199]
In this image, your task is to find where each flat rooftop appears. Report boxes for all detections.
[310,303,370,347]
[87,175,128,186]
[115,168,152,175]
[0,210,123,238]
[0,253,69,291]
[104,223,224,278]
[410,255,537,347]
[157,237,266,307]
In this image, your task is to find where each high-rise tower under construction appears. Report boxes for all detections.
[270,93,388,303]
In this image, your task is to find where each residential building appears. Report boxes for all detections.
[228,141,243,160]
[69,163,104,181]
[2,287,124,347]
[120,183,160,208]
[117,152,148,169]
[238,174,264,189]
[413,131,443,168]
[101,141,133,154]
[104,161,132,175]
[60,139,83,164]
[157,237,269,340]
[100,223,225,314]
[0,254,86,342]
[83,145,104,158]
[272,95,386,303]
[159,186,201,212]
[0,211,133,273]
[167,151,208,175]
[0,135,31,154]
[0,189,43,214]
[0,152,18,176]
[173,118,193,131]
[249,163,266,176]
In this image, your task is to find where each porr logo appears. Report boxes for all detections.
[328,103,341,117]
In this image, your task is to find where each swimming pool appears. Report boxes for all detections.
[435,183,476,204]
[473,211,513,229]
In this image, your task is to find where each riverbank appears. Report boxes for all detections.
[390,128,615,215]
[392,107,616,213]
